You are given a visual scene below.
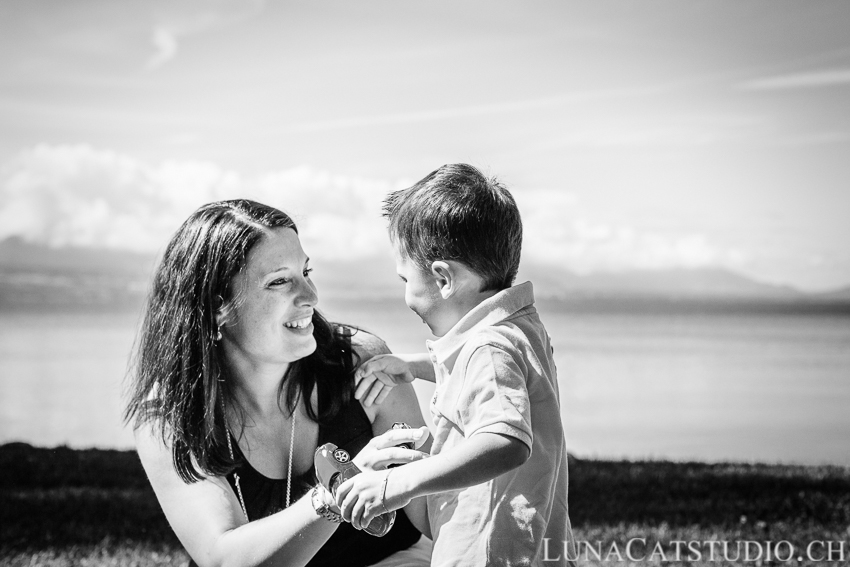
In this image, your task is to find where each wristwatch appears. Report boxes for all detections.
[311,485,343,523]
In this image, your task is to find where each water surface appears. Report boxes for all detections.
[2,301,848,465]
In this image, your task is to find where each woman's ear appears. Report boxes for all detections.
[215,298,235,332]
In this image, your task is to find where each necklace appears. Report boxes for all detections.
[223,401,297,521]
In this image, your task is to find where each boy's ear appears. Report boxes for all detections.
[430,261,455,299]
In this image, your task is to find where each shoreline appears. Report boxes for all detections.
[3,440,850,470]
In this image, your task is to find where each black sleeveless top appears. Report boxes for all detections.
[216,357,421,566]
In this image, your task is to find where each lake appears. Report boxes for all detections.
[1,299,849,466]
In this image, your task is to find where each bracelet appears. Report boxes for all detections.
[311,485,343,524]
[379,469,392,516]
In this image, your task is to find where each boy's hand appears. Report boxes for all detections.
[354,354,416,407]
[336,469,412,531]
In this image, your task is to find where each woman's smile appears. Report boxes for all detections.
[284,315,314,332]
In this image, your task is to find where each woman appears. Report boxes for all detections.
[125,200,431,567]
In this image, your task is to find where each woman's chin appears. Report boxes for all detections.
[288,329,317,358]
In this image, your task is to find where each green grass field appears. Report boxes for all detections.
[2,443,848,566]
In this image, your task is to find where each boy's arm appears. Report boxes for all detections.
[336,432,530,530]
[393,431,530,498]
[354,352,435,406]
[342,340,534,530]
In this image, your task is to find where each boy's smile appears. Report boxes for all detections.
[393,246,445,335]
[392,244,500,338]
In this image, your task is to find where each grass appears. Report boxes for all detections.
[567,460,850,565]
[1,443,849,566]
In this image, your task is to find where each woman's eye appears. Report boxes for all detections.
[270,278,290,286]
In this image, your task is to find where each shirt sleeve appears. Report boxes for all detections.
[456,342,533,449]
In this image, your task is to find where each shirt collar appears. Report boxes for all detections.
[426,281,535,369]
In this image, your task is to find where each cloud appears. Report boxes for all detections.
[515,191,747,273]
[0,144,229,251]
[286,83,671,133]
[772,131,850,147]
[0,144,747,274]
[739,68,850,90]
[252,166,398,260]
[0,144,398,260]
[145,0,267,69]
[146,27,179,69]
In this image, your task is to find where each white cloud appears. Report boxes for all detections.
[517,190,747,273]
[252,166,399,260]
[0,144,399,260]
[146,27,179,69]
[145,0,267,70]
[772,131,850,147]
[0,144,747,273]
[739,68,850,91]
[0,144,223,251]
[287,83,670,133]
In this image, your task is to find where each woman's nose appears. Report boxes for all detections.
[296,276,318,306]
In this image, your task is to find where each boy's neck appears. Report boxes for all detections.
[432,287,500,337]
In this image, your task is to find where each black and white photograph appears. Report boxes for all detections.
[1,1,849,566]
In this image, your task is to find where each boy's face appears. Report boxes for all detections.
[393,245,445,335]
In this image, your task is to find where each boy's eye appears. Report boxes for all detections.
[303,267,313,277]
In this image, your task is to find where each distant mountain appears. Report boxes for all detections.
[0,237,156,311]
[815,285,850,301]
[310,255,401,300]
[517,263,803,300]
[0,236,157,277]
[1,238,848,313]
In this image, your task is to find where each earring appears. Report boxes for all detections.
[215,327,222,342]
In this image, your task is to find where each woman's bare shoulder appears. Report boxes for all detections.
[347,328,391,362]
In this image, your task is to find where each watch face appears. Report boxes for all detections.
[333,449,350,463]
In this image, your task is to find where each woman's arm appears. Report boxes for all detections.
[135,422,339,567]
[350,332,431,441]
[354,353,435,407]
[350,332,433,537]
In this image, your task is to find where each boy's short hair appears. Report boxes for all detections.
[382,163,522,291]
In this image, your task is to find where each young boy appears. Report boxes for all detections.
[335,164,577,567]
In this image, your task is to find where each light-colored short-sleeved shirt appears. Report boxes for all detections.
[425,282,576,567]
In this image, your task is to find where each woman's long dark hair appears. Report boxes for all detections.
[125,199,354,483]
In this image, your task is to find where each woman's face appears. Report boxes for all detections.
[220,227,318,366]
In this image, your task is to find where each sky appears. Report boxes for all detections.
[1,0,849,290]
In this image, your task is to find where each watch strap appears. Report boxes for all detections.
[311,485,343,523]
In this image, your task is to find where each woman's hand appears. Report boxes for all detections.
[316,484,342,515]
[352,425,431,472]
